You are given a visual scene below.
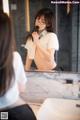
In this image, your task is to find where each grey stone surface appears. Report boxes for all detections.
[23,71,80,103]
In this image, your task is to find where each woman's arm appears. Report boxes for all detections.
[25,55,32,71]
[13,52,27,97]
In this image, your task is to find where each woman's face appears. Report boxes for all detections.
[35,15,46,31]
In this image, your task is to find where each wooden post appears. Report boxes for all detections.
[67,0,71,14]
[25,0,30,32]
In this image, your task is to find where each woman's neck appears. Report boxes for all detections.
[39,29,46,34]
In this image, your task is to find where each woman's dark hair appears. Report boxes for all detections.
[0,11,14,96]
[35,8,54,32]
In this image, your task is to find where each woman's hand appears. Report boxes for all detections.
[32,32,39,44]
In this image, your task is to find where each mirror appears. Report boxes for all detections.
[7,0,80,72]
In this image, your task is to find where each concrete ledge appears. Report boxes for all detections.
[23,71,80,103]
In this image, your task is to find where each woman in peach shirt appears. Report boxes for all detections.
[25,8,59,71]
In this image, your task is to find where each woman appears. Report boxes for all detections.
[0,11,36,120]
[25,8,59,71]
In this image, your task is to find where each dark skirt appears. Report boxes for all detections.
[0,104,37,120]
[52,66,64,71]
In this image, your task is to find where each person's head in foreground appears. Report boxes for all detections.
[0,11,36,120]
[0,11,14,96]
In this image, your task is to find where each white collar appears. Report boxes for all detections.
[39,30,48,39]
